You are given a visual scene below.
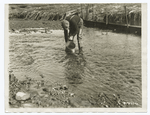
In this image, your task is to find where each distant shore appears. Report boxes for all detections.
[9,19,62,31]
[9,4,141,26]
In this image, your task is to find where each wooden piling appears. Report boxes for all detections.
[106,9,108,25]
[81,4,84,19]
[92,4,94,20]
[124,6,129,28]
[86,4,89,20]
[120,14,123,24]
[138,12,141,26]
[105,8,108,35]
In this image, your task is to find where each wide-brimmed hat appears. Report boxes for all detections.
[61,20,69,30]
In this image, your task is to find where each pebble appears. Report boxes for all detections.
[68,97,82,107]
[127,102,130,105]
[9,99,17,105]
[81,100,92,107]
[13,105,19,108]
[37,101,41,105]
[63,85,68,90]
[38,90,46,97]
[46,104,50,107]
[69,93,75,97]
[42,88,50,92]
[53,87,59,90]
[44,94,49,98]
[122,102,126,105]
[15,30,20,33]
[21,101,24,104]
[104,105,109,108]
[31,100,35,104]
[15,92,30,101]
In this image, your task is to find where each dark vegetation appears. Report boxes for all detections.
[9,4,81,21]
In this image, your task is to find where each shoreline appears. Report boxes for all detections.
[9,72,139,108]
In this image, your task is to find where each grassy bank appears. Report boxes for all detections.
[9,19,62,30]
[9,4,81,20]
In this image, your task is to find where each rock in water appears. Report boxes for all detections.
[16,92,30,101]
[21,103,37,108]
[81,100,92,107]
[62,85,68,90]
[69,97,81,107]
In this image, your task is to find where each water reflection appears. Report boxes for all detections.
[9,29,141,106]
[64,49,86,84]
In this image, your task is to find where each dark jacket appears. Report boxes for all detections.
[66,15,81,37]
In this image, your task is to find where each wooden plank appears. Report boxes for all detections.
[84,20,141,35]
[83,20,141,30]
[85,20,141,28]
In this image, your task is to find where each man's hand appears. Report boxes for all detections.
[79,34,82,39]
[68,36,74,41]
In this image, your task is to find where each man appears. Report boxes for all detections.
[61,12,83,52]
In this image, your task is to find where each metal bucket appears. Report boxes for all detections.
[65,40,76,53]
[66,40,76,49]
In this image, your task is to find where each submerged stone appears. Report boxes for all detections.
[42,87,50,92]
[69,97,81,107]
[69,93,75,97]
[38,90,46,97]
[62,85,68,90]
[21,103,37,108]
[44,94,49,98]
[15,92,30,101]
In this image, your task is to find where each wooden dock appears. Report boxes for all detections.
[83,20,141,35]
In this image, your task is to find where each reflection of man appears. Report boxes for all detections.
[64,53,86,84]
[61,12,83,51]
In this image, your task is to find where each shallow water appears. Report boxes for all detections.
[9,28,141,106]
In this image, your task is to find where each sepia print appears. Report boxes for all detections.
[5,3,147,112]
